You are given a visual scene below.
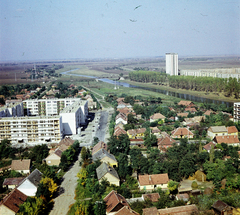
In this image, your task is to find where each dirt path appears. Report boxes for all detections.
[49,153,81,215]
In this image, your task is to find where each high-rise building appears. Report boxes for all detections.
[166,53,178,76]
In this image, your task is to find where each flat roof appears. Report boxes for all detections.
[0,115,60,121]
[60,100,87,114]
[0,102,22,112]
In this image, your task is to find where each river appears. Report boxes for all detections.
[61,70,233,107]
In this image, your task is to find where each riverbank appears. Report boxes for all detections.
[121,80,237,104]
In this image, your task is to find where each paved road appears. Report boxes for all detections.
[49,108,113,215]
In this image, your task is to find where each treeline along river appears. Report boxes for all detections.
[61,70,233,107]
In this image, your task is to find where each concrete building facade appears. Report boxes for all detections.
[0,102,24,118]
[60,100,88,135]
[0,116,63,145]
[23,98,79,116]
[234,102,240,122]
[166,53,178,76]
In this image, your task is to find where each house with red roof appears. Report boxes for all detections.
[213,135,240,146]
[171,127,194,139]
[0,188,27,215]
[114,126,127,137]
[138,173,169,191]
[178,100,195,108]
[115,112,127,125]
[227,126,238,136]
[158,135,176,152]
[92,141,108,155]
[104,190,131,214]
[150,113,166,123]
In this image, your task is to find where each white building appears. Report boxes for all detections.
[234,102,240,122]
[23,98,80,116]
[0,102,24,118]
[166,53,178,76]
[0,115,63,145]
[60,100,88,135]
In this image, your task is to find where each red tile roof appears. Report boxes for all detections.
[150,113,166,120]
[92,141,108,155]
[171,127,193,136]
[227,126,238,134]
[185,107,197,112]
[177,113,189,117]
[138,173,169,186]
[142,193,160,202]
[204,110,215,116]
[11,159,31,171]
[3,177,25,186]
[142,207,159,215]
[0,189,27,213]
[203,142,216,151]
[158,205,198,215]
[127,128,146,136]
[158,136,176,149]
[115,206,139,215]
[114,126,127,136]
[214,135,239,145]
[104,190,130,213]
[178,101,194,106]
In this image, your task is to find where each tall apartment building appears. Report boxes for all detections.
[60,100,88,135]
[234,102,240,122]
[0,102,24,118]
[23,98,80,116]
[0,116,62,145]
[166,53,178,76]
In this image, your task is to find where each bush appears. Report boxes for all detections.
[191,181,198,189]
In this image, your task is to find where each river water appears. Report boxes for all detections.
[61,69,233,107]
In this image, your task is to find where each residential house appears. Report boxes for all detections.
[115,112,127,125]
[138,173,169,191]
[92,141,108,155]
[115,206,139,215]
[227,126,238,136]
[203,142,216,153]
[0,189,27,215]
[117,101,132,109]
[127,128,146,139]
[17,169,42,196]
[176,193,189,202]
[142,193,160,202]
[207,126,228,139]
[150,113,166,123]
[78,89,86,96]
[45,148,62,166]
[92,149,118,168]
[204,110,215,116]
[177,112,189,118]
[114,126,127,137]
[58,136,75,152]
[116,97,125,103]
[212,200,233,215]
[117,107,134,116]
[158,204,198,215]
[183,116,204,126]
[142,207,159,215]
[115,121,125,130]
[171,127,194,139]
[96,163,120,186]
[158,135,176,152]
[104,190,130,214]
[151,127,161,136]
[213,135,240,146]
[178,100,195,107]
[11,159,31,174]
[185,107,197,113]
[2,177,25,190]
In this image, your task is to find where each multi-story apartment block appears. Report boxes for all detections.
[234,102,240,122]
[166,53,178,76]
[0,102,24,118]
[60,100,88,135]
[23,98,80,116]
[0,116,63,145]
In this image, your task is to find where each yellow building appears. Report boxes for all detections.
[127,128,146,139]
[92,149,118,168]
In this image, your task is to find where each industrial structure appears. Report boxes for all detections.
[166,53,178,76]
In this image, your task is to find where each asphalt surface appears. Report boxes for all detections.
[49,108,113,215]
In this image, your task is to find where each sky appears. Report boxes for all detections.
[0,0,240,61]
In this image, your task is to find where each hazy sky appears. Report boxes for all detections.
[0,0,240,61]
